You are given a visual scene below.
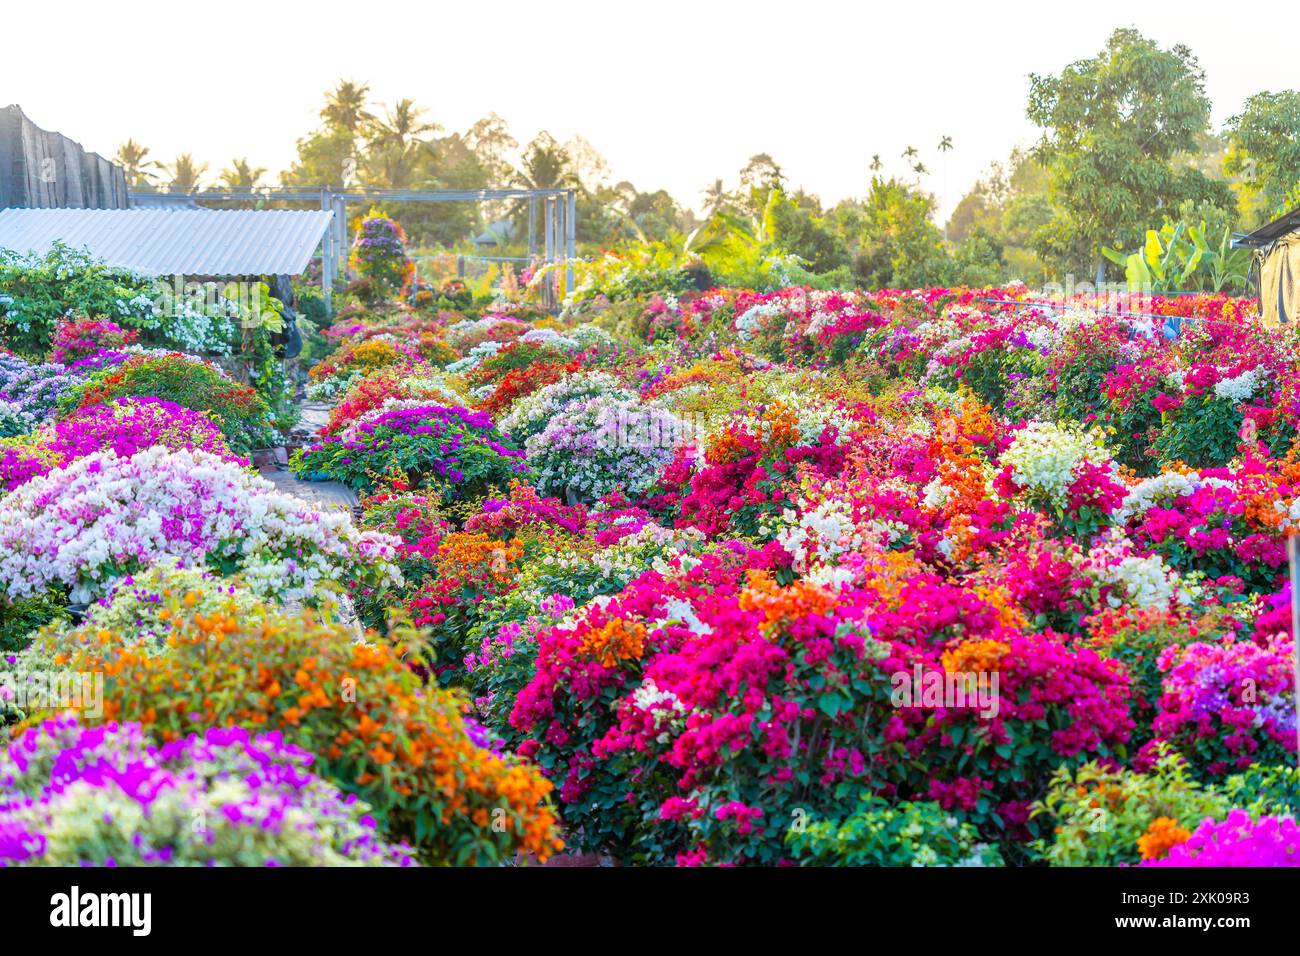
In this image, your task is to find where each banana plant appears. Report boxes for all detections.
[1200,223,1252,293]
[1103,222,1202,292]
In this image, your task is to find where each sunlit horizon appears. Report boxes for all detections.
[5,0,1295,220]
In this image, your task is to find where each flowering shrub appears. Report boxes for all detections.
[786,797,1003,866]
[0,716,415,866]
[0,401,36,439]
[62,353,276,454]
[0,355,87,423]
[510,552,1132,864]
[522,394,684,502]
[499,371,629,445]
[291,404,527,497]
[30,602,563,864]
[995,421,1123,538]
[1,397,243,492]
[0,437,60,495]
[0,447,401,604]
[1121,457,1293,592]
[404,531,526,681]
[77,561,261,645]
[669,400,849,538]
[1153,634,1297,777]
[477,356,580,417]
[1085,605,1227,737]
[357,491,452,589]
[51,396,237,461]
[323,368,464,436]
[309,338,421,386]
[349,213,414,300]
[48,317,138,365]
[1031,749,1228,866]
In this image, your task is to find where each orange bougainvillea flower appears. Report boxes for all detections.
[1138,816,1192,860]
[578,618,646,666]
[739,570,839,629]
[941,638,1010,675]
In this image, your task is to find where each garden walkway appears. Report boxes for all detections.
[258,400,359,513]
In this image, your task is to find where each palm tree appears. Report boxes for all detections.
[363,142,423,189]
[369,98,438,153]
[165,153,207,194]
[513,133,577,190]
[219,158,266,190]
[320,80,375,136]
[700,178,730,217]
[901,145,919,162]
[360,99,439,188]
[869,154,883,173]
[115,139,160,187]
[938,135,954,242]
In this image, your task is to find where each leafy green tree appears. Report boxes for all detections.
[362,99,439,189]
[946,148,1053,284]
[514,132,578,191]
[737,154,785,217]
[283,79,379,189]
[699,178,734,218]
[1224,90,1300,220]
[832,176,952,288]
[765,189,849,273]
[625,188,690,243]
[463,114,518,187]
[1026,28,1234,281]
[282,126,356,187]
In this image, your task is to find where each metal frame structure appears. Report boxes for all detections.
[128,186,578,308]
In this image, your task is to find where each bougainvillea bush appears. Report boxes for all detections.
[0,447,400,604]
[47,317,139,365]
[18,601,562,864]
[349,213,415,300]
[0,397,243,492]
[290,404,527,497]
[59,352,276,454]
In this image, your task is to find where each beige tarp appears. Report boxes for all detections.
[1258,233,1300,327]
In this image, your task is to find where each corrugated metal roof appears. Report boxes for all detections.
[0,207,332,276]
[1236,205,1300,249]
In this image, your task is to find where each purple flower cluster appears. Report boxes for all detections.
[1142,810,1300,866]
[0,355,86,421]
[49,397,243,465]
[0,715,416,866]
[294,403,527,496]
[0,396,245,492]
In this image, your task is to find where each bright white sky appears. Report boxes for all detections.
[4,0,1296,220]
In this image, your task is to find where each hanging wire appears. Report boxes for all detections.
[977,295,1276,338]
